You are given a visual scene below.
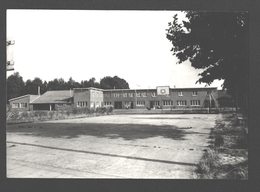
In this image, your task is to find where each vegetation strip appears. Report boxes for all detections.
[195,113,248,179]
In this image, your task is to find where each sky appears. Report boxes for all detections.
[6,10,224,90]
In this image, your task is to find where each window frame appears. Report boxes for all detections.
[12,103,19,108]
[178,92,183,96]
[20,103,27,108]
[136,92,141,97]
[163,100,172,106]
[192,91,198,96]
[136,101,145,106]
[128,93,134,97]
[151,92,157,97]
[177,100,187,106]
[190,100,200,106]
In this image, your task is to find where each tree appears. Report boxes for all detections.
[47,78,67,90]
[66,77,80,89]
[166,12,248,110]
[81,77,100,88]
[24,77,47,95]
[6,72,25,102]
[100,76,130,89]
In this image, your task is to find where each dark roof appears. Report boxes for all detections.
[31,90,73,104]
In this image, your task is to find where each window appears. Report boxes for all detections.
[177,100,187,106]
[104,102,112,106]
[136,92,141,97]
[12,103,19,108]
[122,93,127,97]
[141,92,147,97]
[152,101,160,106]
[20,103,27,108]
[114,93,120,97]
[96,92,99,97]
[165,94,170,97]
[192,91,198,96]
[178,92,183,96]
[106,93,111,97]
[124,101,131,107]
[92,92,95,97]
[100,93,103,97]
[96,102,100,107]
[128,93,134,97]
[151,92,157,97]
[190,100,200,106]
[136,101,145,106]
[77,101,87,107]
[163,100,173,106]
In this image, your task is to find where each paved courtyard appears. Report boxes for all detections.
[6,114,218,178]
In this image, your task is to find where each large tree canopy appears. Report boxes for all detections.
[166,11,248,108]
[24,77,47,95]
[100,76,130,89]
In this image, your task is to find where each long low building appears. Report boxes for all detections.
[8,86,233,111]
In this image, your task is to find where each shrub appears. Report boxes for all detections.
[96,107,107,113]
[107,105,114,113]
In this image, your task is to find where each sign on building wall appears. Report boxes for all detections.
[156,86,170,95]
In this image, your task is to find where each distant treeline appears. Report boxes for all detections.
[6,72,130,102]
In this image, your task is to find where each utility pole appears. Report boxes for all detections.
[6,38,15,71]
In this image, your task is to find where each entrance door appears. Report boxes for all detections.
[130,101,133,109]
[150,101,154,108]
[114,101,122,109]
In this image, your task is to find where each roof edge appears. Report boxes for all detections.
[9,94,36,101]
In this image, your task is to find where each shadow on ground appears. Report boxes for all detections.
[6,122,205,141]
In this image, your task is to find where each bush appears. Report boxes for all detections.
[96,107,107,113]
[107,105,114,113]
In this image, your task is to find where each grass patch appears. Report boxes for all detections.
[196,113,248,179]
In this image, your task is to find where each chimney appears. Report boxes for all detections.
[38,86,40,95]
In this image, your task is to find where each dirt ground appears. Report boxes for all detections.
[6,114,218,178]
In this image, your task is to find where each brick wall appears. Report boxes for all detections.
[9,95,30,111]
[103,88,218,109]
[73,90,90,108]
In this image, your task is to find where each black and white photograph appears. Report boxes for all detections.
[6,10,248,179]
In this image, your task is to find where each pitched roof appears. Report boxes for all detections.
[31,90,73,104]
[29,95,41,103]
[9,94,39,102]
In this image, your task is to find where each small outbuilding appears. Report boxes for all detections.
[9,94,40,111]
[30,90,73,111]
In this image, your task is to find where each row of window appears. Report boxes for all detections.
[105,91,198,98]
[125,100,201,106]
[77,101,88,107]
[76,100,201,107]
[12,103,27,108]
[91,92,103,98]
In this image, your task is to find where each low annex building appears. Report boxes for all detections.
[9,94,40,111]
[9,86,232,111]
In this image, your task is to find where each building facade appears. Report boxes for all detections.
[9,86,229,111]
[101,87,218,109]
